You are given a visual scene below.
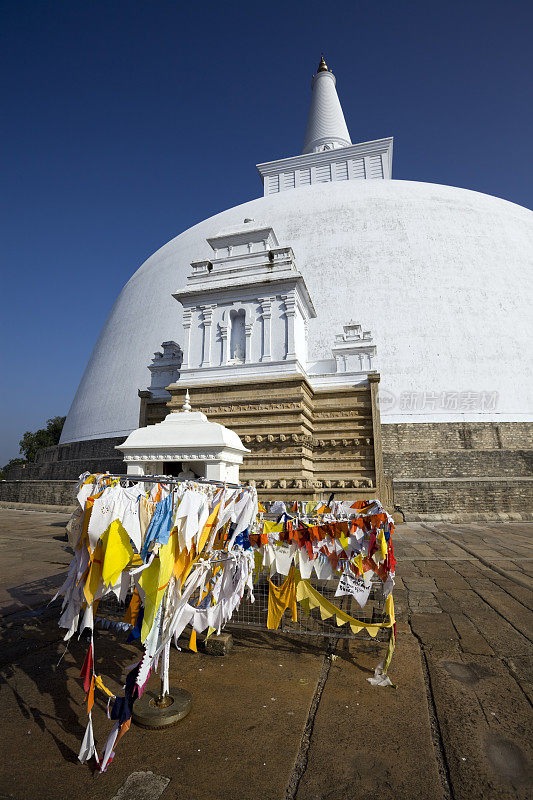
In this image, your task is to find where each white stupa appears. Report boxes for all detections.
[60,57,533,448]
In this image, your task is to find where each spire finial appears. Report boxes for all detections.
[302,56,351,154]
[317,54,328,73]
[182,390,192,412]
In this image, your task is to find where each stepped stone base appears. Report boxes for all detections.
[161,372,388,503]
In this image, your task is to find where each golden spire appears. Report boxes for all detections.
[317,55,329,73]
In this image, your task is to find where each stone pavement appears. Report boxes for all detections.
[0,510,531,800]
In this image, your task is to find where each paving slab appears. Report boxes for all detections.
[449,613,495,656]
[490,577,533,610]
[0,509,72,616]
[0,623,324,800]
[408,590,439,606]
[410,612,460,654]
[403,577,437,591]
[295,625,445,800]
[427,652,533,799]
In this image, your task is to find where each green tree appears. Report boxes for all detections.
[0,457,27,481]
[18,416,66,462]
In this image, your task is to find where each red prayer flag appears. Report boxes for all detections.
[80,643,94,693]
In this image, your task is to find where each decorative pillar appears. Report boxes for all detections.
[282,294,297,359]
[181,308,193,368]
[259,297,273,362]
[200,305,214,367]
[244,321,254,363]
[220,322,228,365]
[126,462,146,477]
[335,354,346,373]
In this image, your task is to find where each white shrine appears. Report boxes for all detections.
[172,221,376,389]
[116,392,248,482]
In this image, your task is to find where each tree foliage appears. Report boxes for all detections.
[0,457,26,481]
[18,416,66,462]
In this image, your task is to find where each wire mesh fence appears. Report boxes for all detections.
[97,571,388,643]
[229,571,387,641]
[97,593,131,621]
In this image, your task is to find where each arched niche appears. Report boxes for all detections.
[229,308,246,363]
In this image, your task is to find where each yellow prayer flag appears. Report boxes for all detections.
[197,503,221,554]
[353,554,364,575]
[376,530,387,563]
[386,593,395,624]
[83,540,104,605]
[94,674,115,698]
[263,520,283,535]
[100,520,134,587]
[296,579,392,637]
[139,533,179,642]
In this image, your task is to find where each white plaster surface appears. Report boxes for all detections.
[60,179,533,444]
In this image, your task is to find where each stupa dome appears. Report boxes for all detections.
[60,61,533,447]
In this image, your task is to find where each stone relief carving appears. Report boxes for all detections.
[124,452,219,461]
[199,402,300,414]
[253,477,373,491]
[236,433,368,449]
[314,411,358,418]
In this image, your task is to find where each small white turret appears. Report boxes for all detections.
[116,394,249,483]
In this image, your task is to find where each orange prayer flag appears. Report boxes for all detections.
[122,587,141,626]
[116,717,131,744]
[267,567,298,630]
[86,675,95,714]
[197,503,221,554]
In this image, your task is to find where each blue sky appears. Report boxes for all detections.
[1,0,532,464]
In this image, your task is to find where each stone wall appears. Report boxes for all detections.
[383,422,533,520]
[384,450,531,479]
[3,413,531,521]
[0,480,76,506]
[6,437,125,481]
[382,421,533,454]
[393,478,533,521]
